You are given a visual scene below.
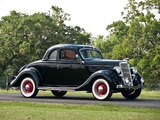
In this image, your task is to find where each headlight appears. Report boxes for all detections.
[114,66,121,74]
[131,67,138,74]
[141,78,144,83]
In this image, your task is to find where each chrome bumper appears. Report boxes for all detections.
[116,84,142,90]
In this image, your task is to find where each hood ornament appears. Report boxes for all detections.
[123,58,129,61]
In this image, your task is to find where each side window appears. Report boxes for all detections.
[49,50,57,60]
[60,49,77,60]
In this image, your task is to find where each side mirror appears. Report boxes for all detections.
[75,54,79,59]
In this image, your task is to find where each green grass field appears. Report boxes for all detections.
[0,101,160,120]
[0,89,160,120]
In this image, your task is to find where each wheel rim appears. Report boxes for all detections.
[127,90,135,95]
[95,82,108,96]
[23,81,33,93]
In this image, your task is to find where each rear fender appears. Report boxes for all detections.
[10,67,41,88]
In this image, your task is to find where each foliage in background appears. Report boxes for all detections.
[0,0,159,89]
[0,6,91,76]
[93,0,160,89]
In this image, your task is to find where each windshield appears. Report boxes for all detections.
[80,48,103,59]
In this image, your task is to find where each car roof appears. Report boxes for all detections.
[42,44,98,60]
[48,44,93,50]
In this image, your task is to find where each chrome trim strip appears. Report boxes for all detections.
[116,84,142,90]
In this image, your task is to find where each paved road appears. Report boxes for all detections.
[0,94,160,108]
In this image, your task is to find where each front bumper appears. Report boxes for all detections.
[116,84,142,90]
[116,76,144,90]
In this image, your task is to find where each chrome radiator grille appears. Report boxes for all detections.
[120,62,132,82]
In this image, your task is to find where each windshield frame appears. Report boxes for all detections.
[79,48,104,60]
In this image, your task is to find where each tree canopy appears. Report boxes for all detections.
[0,6,91,76]
[0,1,159,89]
[94,0,160,89]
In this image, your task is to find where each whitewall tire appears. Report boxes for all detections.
[20,77,38,98]
[92,79,112,100]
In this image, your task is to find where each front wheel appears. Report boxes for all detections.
[92,79,112,100]
[20,77,38,98]
[121,88,142,100]
[51,90,67,97]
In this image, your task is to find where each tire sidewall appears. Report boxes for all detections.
[92,79,112,100]
[20,77,37,98]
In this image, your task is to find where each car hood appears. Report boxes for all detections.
[84,59,126,67]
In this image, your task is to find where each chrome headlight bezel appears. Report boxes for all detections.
[114,66,121,74]
[131,67,138,74]
[140,77,144,83]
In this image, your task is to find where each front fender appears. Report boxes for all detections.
[76,70,119,90]
[10,67,41,88]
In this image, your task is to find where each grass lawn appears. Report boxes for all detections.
[0,101,160,120]
[0,89,160,120]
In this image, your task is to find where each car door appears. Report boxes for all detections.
[70,60,89,85]
[56,49,89,86]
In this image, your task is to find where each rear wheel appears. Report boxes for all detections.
[20,77,38,98]
[92,79,112,100]
[121,88,142,100]
[51,90,67,97]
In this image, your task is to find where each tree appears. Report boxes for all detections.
[92,35,122,59]
[123,1,160,89]
[0,6,91,76]
[104,0,160,89]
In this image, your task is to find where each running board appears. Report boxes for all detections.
[38,86,76,91]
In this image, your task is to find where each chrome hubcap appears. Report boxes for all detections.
[96,83,107,95]
[98,86,103,92]
[25,84,30,90]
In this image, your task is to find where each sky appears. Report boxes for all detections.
[0,0,129,37]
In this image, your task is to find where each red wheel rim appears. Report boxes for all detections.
[128,91,135,95]
[95,82,107,96]
[23,80,33,94]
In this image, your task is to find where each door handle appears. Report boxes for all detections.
[56,65,60,69]
[56,65,71,69]
[81,61,85,64]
